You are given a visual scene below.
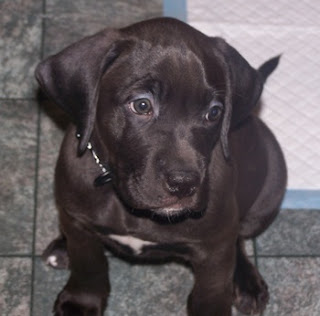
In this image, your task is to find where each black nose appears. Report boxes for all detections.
[166,170,200,198]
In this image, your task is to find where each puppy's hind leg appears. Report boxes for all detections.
[233,238,269,315]
[42,234,69,269]
[239,120,287,239]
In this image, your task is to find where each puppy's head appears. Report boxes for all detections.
[36,18,265,221]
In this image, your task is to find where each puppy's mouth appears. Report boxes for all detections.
[151,200,189,213]
[147,194,191,210]
[149,205,205,224]
[149,197,205,219]
[122,195,206,223]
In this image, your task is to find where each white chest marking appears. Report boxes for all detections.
[108,234,157,255]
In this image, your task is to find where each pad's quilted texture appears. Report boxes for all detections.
[188,0,320,189]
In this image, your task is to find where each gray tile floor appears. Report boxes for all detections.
[0,1,319,315]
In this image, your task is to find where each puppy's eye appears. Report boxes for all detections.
[205,103,223,122]
[129,98,153,115]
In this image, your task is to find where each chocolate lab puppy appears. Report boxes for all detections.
[35,17,287,316]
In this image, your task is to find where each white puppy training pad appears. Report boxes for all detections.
[187,0,320,192]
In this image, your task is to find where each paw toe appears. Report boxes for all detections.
[44,250,69,269]
[42,238,69,269]
[47,255,58,267]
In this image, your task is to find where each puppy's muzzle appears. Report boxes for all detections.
[165,170,200,198]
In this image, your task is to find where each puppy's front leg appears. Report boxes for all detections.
[188,248,235,316]
[54,211,109,316]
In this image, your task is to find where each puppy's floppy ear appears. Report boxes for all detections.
[35,29,126,155]
[213,38,263,128]
[210,37,264,159]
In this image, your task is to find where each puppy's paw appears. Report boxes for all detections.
[233,266,269,315]
[42,237,69,269]
[54,289,105,316]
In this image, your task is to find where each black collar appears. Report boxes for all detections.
[76,134,112,186]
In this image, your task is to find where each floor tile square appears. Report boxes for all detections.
[32,258,68,316]
[0,101,38,254]
[256,209,320,256]
[46,0,162,21]
[258,257,320,316]
[107,258,193,315]
[35,108,66,255]
[43,0,162,57]
[0,258,32,316]
[43,17,108,57]
[0,0,42,98]
[33,256,193,316]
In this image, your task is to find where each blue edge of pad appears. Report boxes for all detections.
[163,0,187,21]
[163,0,319,210]
[281,190,320,209]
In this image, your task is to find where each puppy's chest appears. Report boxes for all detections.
[108,234,157,255]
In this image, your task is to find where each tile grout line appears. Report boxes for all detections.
[30,0,46,315]
[0,98,37,101]
[0,254,41,258]
[29,81,42,316]
[256,254,320,258]
[255,251,320,315]
[251,239,265,316]
[2,252,317,259]
[30,87,41,316]
[1,253,318,259]
[252,240,265,316]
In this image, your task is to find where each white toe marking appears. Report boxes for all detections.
[47,255,58,267]
[108,234,156,255]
